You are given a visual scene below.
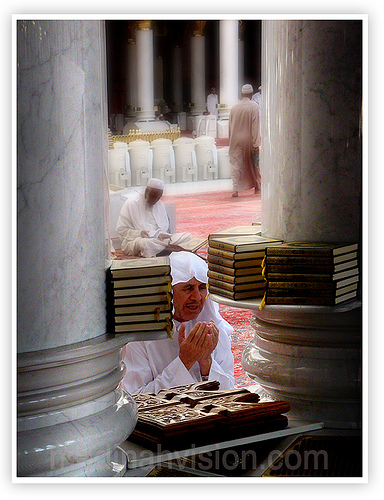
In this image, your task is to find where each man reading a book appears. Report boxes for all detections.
[116,178,192,258]
[122,251,235,394]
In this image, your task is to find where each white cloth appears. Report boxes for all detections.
[169,251,207,286]
[147,177,165,190]
[252,91,262,108]
[116,191,191,257]
[206,93,219,116]
[121,251,235,394]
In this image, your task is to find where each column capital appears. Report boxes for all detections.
[137,20,152,31]
[192,20,206,36]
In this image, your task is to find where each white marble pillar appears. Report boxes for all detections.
[261,20,362,242]
[17,19,137,476]
[242,20,363,429]
[172,45,183,112]
[238,38,244,98]
[17,19,109,353]
[219,20,239,119]
[126,40,137,113]
[136,21,155,120]
[190,33,206,115]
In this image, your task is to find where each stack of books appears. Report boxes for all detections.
[207,234,284,300]
[261,242,360,307]
[107,257,173,336]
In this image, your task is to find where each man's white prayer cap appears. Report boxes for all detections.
[242,84,253,94]
[170,251,208,286]
[146,177,165,190]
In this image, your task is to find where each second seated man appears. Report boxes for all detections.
[116,178,192,258]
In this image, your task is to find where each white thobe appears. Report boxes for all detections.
[121,299,235,394]
[206,93,219,116]
[228,97,261,192]
[116,191,191,257]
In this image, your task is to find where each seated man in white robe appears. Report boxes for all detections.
[116,178,192,258]
[122,251,235,394]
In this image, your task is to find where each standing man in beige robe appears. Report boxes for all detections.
[228,84,261,197]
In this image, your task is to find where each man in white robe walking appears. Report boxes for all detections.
[122,251,235,394]
[228,84,261,197]
[116,178,192,258]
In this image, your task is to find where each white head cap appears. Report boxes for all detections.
[242,84,253,95]
[170,251,208,286]
[147,177,165,190]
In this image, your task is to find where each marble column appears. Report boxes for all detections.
[126,39,138,114]
[190,22,206,116]
[242,20,362,429]
[17,19,137,476]
[238,38,244,97]
[136,20,155,120]
[261,20,362,242]
[219,20,239,119]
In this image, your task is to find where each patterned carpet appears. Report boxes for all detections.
[162,188,261,388]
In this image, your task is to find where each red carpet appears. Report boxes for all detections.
[162,189,261,239]
[162,188,261,388]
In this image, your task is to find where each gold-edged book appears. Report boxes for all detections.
[208,284,265,300]
[263,290,358,306]
[112,274,172,290]
[114,292,172,306]
[208,247,266,261]
[114,311,172,324]
[208,262,263,276]
[263,261,358,276]
[110,256,171,278]
[265,268,359,282]
[208,224,262,240]
[207,270,265,284]
[179,237,208,252]
[264,242,358,257]
[266,283,358,297]
[114,282,172,297]
[208,277,266,292]
[115,320,173,333]
[267,278,359,290]
[264,251,358,266]
[115,301,172,315]
[209,235,283,253]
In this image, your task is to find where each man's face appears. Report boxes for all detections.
[172,277,207,322]
[145,186,163,206]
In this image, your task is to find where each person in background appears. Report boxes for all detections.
[121,251,235,394]
[206,86,219,116]
[116,178,192,258]
[252,85,262,108]
[228,84,261,197]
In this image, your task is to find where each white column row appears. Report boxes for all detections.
[125,20,243,125]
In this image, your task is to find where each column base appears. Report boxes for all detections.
[17,334,137,477]
[241,303,362,429]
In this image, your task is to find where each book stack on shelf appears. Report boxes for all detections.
[261,242,360,307]
[207,234,284,300]
[107,257,173,336]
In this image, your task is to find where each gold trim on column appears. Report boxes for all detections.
[193,20,206,36]
[137,20,152,31]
